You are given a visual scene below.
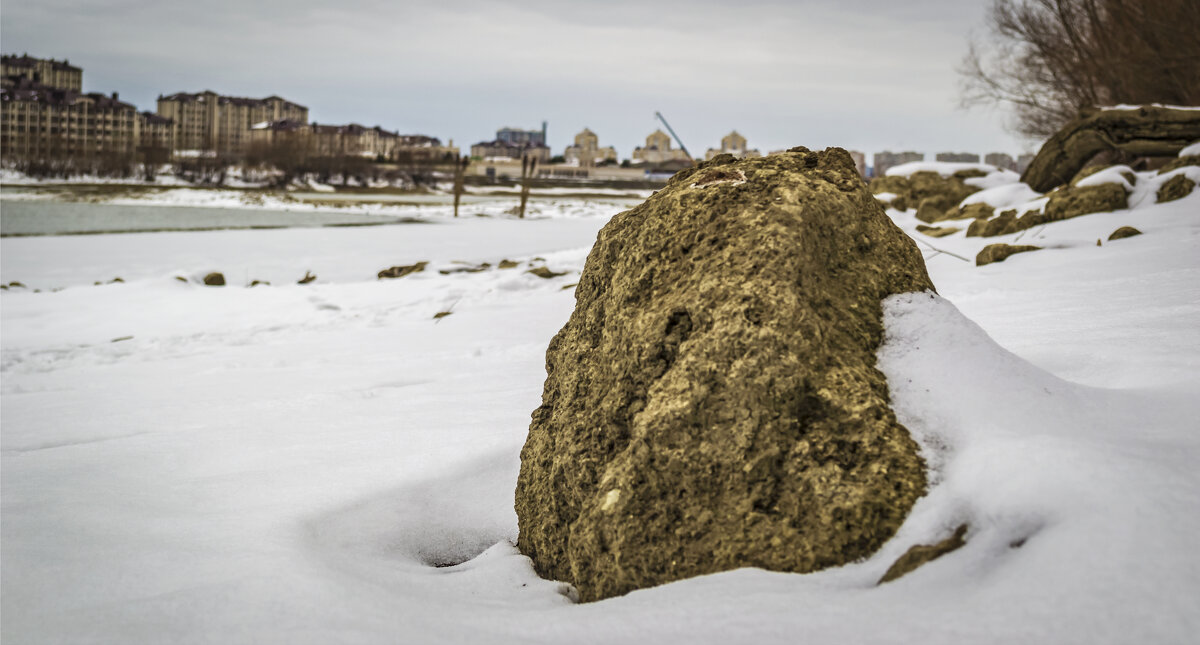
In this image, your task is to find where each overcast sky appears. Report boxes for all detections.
[1,0,1031,159]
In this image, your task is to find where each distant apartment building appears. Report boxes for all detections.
[632,129,690,163]
[497,123,547,146]
[847,150,867,177]
[1016,153,1036,174]
[563,128,617,166]
[935,151,980,163]
[250,120,456,161]
[983,152,1016,171]
[1,56,165,162]
[1,54,81,92]
[873,151,924,177]
[157,91,307,155]
[705,130,761,160]
[470,140,550,163]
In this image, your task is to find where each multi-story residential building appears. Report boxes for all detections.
[563,127,617,166]
[497,123,546,146]
[935,151,981,163]
[1,77,140,160]
[873,151,924,177]
[632,129,691,163]
[1016,153,1036,174]
[156,91,307,155]
[1,54,81,91]
[137,112,176,158]
[984,152,1017,171]
[847,150,867,177]
[705,130,761,160]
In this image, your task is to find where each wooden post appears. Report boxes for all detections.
[452,154,468,218]
[519,153,538,219]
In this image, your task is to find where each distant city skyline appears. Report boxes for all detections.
[0,0,1032,160]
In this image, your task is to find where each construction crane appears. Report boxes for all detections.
[655,111,693,161]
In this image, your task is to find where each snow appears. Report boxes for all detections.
[959,182,1042,211]
[885,161,999,177]
[1179,141,1200,157]
[1099,103,1200,111]
[3,179,1200,643]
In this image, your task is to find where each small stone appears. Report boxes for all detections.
[878,524,969,584]
[297,271,317,285]
[527,266,567,279]
[433,311,452,319]
[498,259,520,269]
[203,272,226,286]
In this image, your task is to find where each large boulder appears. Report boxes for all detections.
[515,148,932,602]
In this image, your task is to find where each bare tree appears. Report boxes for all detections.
[961,0,1200,140]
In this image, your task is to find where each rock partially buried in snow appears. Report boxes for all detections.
[1108,226,1143,241]
[1045,183,1128,221]
[202,272,225,286]
[977,243,1042,266]
[1156,174,1195,203]
[378,262,428,279]
[515,148,932,602]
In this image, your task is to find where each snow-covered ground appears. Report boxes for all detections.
[2,177,1198,643]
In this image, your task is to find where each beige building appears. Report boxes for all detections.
[157,91,307,155]
[1,55,82,92]
[705,130,760,160]
[848,150,867,177]
[1,78,143,160]
[563,128,617,166]
[632,129,690,163]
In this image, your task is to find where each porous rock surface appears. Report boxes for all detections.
[515,148,932,602]
[977,243,1042,266]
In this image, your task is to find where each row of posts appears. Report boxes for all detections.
[451,152,538,219]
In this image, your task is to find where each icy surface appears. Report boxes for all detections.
[2,183,1199,643]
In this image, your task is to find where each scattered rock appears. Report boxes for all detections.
[889,195,909,211]
[914,195,957,224]
[433,311,452,319]
[378,262,428,279]
[7,281,25,288]
[248,280,270,287]
[297,271,317,285]
[174,276,188,283]
[560,282,578,290]
[915,224,961,238]
[1045,183,1128,220]
[1156,174,1196,203]
[878,524,969,584]
[515,148,932,602]
[203,272,226,286]
[110,336,134,343]
[439,262,491,275]
[1157,156,1200,174]
[498,259,521,269]
[1108,226,1143,241]
[109,277,124,284]
[977,243,1042,266]
[526,266,567,279]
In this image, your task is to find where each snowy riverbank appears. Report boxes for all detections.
[2,188,1199,643]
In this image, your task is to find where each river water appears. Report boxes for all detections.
[0,199,425,237]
